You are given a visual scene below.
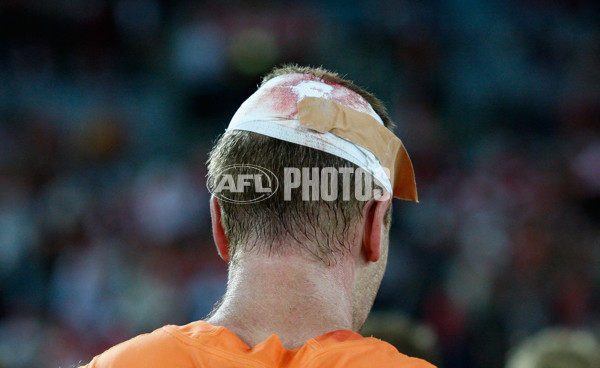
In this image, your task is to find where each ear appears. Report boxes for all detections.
[361,193,391,262]
[210,196,230,262]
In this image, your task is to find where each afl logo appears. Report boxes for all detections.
[208,165,279,204]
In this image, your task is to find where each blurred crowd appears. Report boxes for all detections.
[0,1,599,367]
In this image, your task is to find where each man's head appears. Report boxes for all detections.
[207,65,407,329]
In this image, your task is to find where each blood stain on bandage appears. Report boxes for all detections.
[248,73,378,122]
[257,74,308,119]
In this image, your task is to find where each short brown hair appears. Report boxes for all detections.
[207,65,394,264]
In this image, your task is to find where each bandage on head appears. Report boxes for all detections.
[226,73,418,202]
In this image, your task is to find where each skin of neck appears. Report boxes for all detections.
[207,195,390,350]
[207,252,354,349]
[207,239,388,349]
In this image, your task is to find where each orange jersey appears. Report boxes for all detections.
[81,321,435,368]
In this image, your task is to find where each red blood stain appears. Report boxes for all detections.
[251,74,374,120]
[256,74,309,119]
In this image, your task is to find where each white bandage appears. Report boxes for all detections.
[226,73,417,201]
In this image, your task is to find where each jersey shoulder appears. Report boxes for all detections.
[81,326,189,368]
[307,336,436,368]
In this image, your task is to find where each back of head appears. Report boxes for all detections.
[207,65,396,265]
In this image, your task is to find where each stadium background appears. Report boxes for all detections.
[0,1,599,367]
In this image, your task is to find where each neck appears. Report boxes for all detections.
[207,253,355,349]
